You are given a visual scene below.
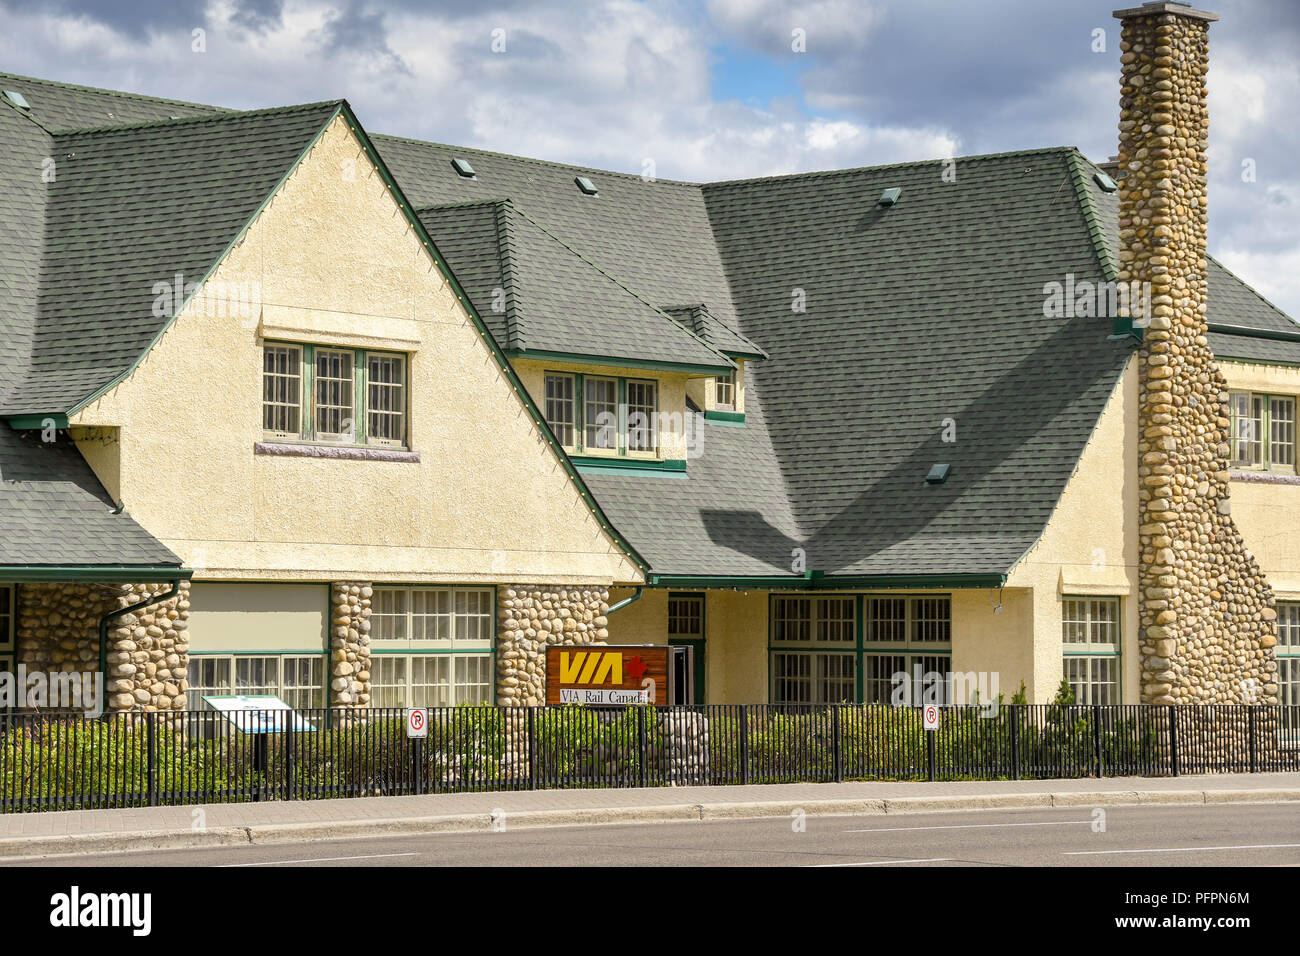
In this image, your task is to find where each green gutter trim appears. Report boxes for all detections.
[335,105,650,574]
[4,414,69,430]
[1208,323,1300,344]
[704,410,745,425]
[572,456,686,477]
[507,349,735,376]
[0,566,192,583]
[646,572,1006,591]
[67,102,348,417]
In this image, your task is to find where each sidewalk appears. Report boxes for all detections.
[2,772,1298,860]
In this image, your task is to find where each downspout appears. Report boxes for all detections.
[98,580,183,711]
[606,587,643,615]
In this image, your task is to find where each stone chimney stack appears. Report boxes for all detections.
[1115,2,1278,704]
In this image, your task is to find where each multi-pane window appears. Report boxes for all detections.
[1230,391,1295,472]
[584,377,618,450]
[185,654,325,711]
[262,345,302,435]
[542,372,660,456]
[626,380,658,453]
[771,597,857,704]
[1062,597,1121,704]
[1277,602,1300,707]
[861,596,953,704]
[714,373,734,409]
[545,373,576,447]
[370,586,494,707]
[261,343,407,447]
[0,585,13,690]
[668,594,704,638]
[367,354,406,445]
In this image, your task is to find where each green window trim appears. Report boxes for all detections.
[263,341,409,450]
[1228,390,1296,474]
[1061,595,1122,705]
[543,369,660,459]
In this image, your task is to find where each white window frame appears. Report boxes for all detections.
[185,653,325,711]
[1230,390,1296,473]
[626,379,658,455]
[262,344,303,439]
[369,652,493,708]
[370,586,494,708]
[770,595,857,704]
[544,373,577,449]
[584,376,618,451]
[861,595,952,704]
[714,372,735,410]
[1277,602,1300,708]
[366,352,407,447]
[1062,596,1121,705]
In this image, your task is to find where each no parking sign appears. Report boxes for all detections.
[406,707,428,738]
[923,704,939,731]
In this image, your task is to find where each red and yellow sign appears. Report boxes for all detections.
[545,645,668,705]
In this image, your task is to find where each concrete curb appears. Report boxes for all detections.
[2,787,1298,860]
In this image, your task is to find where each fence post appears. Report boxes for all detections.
[926,723,936,782]
[527,707,538,791]
[1010,706,1021,781]
[1092,704,1103,779]
[285,719,295,800]
[1168,705,1180,777]
[147,712,158,808]
[739,707,750,786]
[1248,706,1258,774]
[831,706,843,783]
[637,706,648,789]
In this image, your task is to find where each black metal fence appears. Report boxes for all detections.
[2,703,1297,813]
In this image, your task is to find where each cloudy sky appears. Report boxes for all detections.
[2,0,1297,316]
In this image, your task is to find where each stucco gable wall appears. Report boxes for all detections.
[70,114,641,585]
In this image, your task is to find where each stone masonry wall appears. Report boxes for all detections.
[330,582,372,708]
[17,581,190,712]
[496,586,609,705]
[1117,3,1278,703]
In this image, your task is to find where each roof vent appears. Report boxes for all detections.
[3,90,31,110]
[925,463,951,485]
[575,176,599,196]
[451,158,477,179]
[877,187,902,207]
[1093,171,1118,192]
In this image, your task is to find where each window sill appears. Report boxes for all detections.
[1229,470,1300,485]
[254,442,420,463]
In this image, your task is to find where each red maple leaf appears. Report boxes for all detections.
[627,655,648,682]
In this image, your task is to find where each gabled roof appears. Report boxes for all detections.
[417,199,734,370]
[1,101,344,414]
[0,424,182,574]
[0,71,229,130]
[662,304,767,360]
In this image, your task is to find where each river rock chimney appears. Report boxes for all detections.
[1114,2,1279,704]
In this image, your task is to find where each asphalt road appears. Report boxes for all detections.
[7,802,1299,867]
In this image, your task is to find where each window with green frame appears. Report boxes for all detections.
[1062,596,1121,704]
[542,371,659,456]
[0,585,13,697]
[1229,391,1295,472]
[186,653,327,711]
[262,342,408,447]
[369,586,494,707]
[1277,602,1300,707]
[861,596,952,704]
[770,596,856,704]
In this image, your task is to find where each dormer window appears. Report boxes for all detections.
[544,371,658,457]
[714,372,735,410]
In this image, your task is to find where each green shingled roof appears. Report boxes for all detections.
[417,199,734,370]
[2,74,1297,583]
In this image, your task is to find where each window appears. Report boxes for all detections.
[367,354,406,445]
[185,654,325,711]
[626,380,658,453]
[668,594,704,638]
[262,345,302,435]
[714,373,734,409]
[370,586,494,708]
[541,371,660,457]
[861,596,952,704]
[261,343,407,447]
[1230,391,1295,472]
[1062,597,1121,704]
[545,373,576,447]
[0,585,13,693]
[1277,603,1300,707]
[770,597,857,704]
[584,377,618,450]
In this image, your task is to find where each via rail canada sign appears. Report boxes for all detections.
[546,645,668,706]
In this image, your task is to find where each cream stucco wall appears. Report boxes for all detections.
[1219,360,1300,598]
[69,115,641,586]
[1005,358,1140,702]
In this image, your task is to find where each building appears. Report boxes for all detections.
[0,2,1294,713]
